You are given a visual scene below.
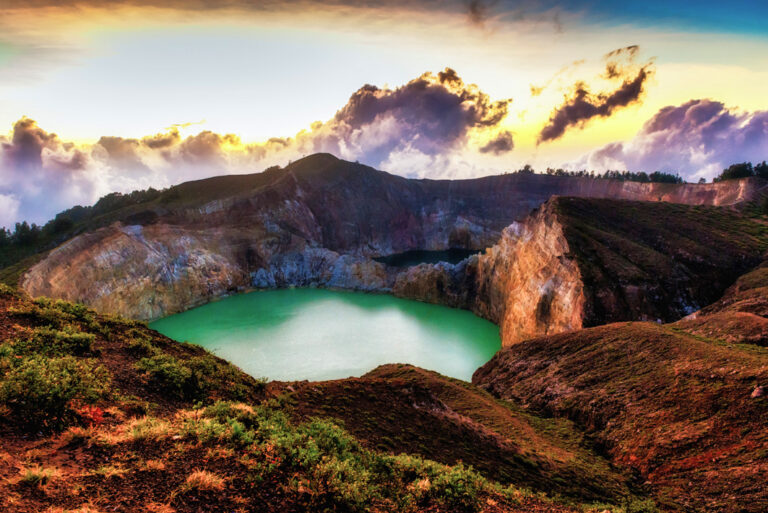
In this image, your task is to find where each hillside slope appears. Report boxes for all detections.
[288,364,634,504]
[473,309,768,512]
[0,287,616,513]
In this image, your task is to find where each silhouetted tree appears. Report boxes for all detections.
[714,162,754,182]
[755,161,768,179]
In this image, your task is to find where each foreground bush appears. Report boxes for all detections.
[0,355,110,430]
[8,296,101,333]
[176,401,507,512]
[135,353,259,400]
[11,325,95,356]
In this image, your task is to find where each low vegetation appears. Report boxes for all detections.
[1,254,764,511]
[0,287,633,512]
[290,364,636,505]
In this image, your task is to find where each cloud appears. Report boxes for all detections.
[0,193,20,229]
[325,68,511,164]
[0,68,513,227]
[479,130,514,154]
[95,136,150,173]
[142,129,181,149]
[538,46,654,143]
[2,117,59,171]
[0,118,105,226]
[581,99,768,181]
[529,58,585,97]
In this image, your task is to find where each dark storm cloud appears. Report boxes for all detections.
[331,68,511,163]
[538,47,654,143]
[479,130,514,154]
[1,117,60,170]
[583,99,768,180]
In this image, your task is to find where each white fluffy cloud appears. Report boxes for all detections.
[0,193,20,229]
[581,99,768,181]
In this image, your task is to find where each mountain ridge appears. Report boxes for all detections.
[14,154,768,328]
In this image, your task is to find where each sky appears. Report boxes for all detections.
[1,0,767,227]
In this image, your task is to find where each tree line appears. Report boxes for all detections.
[0,188,162,268]
[712,162,768,182]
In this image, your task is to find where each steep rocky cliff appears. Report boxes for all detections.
[395,197,767,345]
[673,260,768,346]
[18,153,768,324]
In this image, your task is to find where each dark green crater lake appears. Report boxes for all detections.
[150,288,500,381]
[374,248,478,267]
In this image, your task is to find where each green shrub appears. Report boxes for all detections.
[626,498,660,513]
[187,354,258,400]
[135,354,192,398]
[181,415,255,446]
[0,283,16,297]
[8,303,65,328]
[136,352,263,401]
[0,355,110,430]
[430,463,487,511]
[126,336,159,357]
[8,297,102,333]
[189,403,492,511]
[12,325,95,356]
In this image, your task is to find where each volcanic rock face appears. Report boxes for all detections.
[394,197,767,345]
[473,203,585,344]
[20,154,768,333]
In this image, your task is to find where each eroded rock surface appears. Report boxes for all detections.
[394,197,767,345]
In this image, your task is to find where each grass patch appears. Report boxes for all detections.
[90,464,127,479]
[181,470,226,492]
[128,416,172,442]
[18,465,62,487]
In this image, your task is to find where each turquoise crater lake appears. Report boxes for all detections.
[150,288,501,382]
